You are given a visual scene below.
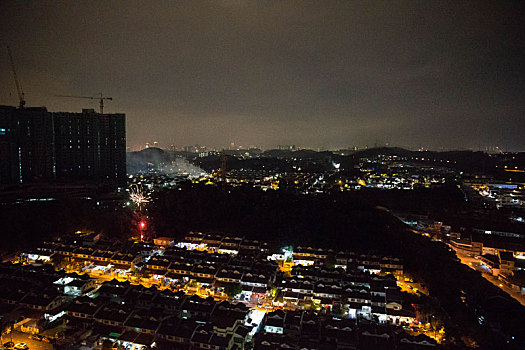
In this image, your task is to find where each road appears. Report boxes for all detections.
[455,251,525,307]
[3,331,54,350]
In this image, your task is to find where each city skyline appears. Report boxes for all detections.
[132,141,511,153]
[1,1,524,151]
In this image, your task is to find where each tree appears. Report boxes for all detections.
[51,254,68,270]
[332,305,345,318]
[325,253,337,269]
[101,339,114,350]
[223,283,243,299]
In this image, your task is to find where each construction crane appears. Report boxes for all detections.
[7,46,26,108]
[56,93,113,114]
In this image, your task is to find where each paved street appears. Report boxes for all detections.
[3,331,54,350]
[455,251,525,307]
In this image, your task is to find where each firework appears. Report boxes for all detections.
[130,184,150,206]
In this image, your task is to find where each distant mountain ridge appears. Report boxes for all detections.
[127,147,524,181]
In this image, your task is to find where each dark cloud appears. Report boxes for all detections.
[1,1,524,150]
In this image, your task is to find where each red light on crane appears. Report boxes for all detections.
[139,221,146,229]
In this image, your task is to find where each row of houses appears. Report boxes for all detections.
[291,247,403,275]
[65,280,254,349]
[257,310,439,350]
[177,232,269,256]
[276,270,416,325]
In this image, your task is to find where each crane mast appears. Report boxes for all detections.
[7,46,26,108]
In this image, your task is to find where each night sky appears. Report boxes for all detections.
[1,1,524,151]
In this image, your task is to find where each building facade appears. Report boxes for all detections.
[0,105,126,189]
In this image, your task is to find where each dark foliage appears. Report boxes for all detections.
[223,283,243,299]
[0,200,132,254]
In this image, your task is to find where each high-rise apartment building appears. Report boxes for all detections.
[53,108,126,186]
[0,105,126,189]
[0,106,55,184]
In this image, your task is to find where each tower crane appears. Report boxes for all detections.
[56,93,113,114]
[7,46,26,108]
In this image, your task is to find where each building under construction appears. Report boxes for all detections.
[0,105,126,189]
